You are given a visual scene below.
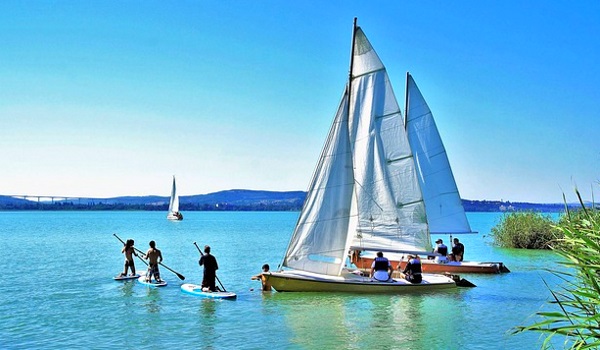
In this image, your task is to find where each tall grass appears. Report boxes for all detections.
[514,191,600,349]
[491,211,559,249]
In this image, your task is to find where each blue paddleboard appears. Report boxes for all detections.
[181,283,236,299]
[113,273,141,281]
[137,276,168,287]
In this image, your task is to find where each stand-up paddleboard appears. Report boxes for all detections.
[113,273,141,281]
[181,284,236,299]
[138,276,167,287]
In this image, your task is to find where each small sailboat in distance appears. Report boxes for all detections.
[167,176,183,221]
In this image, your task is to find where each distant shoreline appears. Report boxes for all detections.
[0,189,588,213]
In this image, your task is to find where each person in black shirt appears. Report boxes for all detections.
[400,255,422,284]
[199,245,219,292]
[452,238,465,262]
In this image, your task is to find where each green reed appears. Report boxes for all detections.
[491,211,559,249]
[514,191,600,349]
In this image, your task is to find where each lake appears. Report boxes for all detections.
[0,211,563,349]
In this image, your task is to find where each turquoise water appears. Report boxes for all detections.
[0,211,563,349]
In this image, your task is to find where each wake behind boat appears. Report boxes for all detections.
[268,18,467,293]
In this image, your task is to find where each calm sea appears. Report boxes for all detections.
[0,211,563,349]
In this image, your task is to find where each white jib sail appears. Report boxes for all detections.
[348,28,432,254]
[405,74,473,235]
[283,91,356,276]
[168,176,179,213]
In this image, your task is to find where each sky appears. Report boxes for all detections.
[1,1,599,203]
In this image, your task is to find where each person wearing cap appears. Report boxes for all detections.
[433,239,448,263]
[370,251,393,282]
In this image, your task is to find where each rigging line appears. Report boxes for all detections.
[387,154,414,164]
[353,178,384,212]
[374,110,401,121]
[352,67,386,80]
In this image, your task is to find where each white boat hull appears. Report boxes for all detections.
[167,212,183,221]
[265,270,456,293]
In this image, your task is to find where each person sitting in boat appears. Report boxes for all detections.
[370,251,393,282]
[251,263,272,291]
[433,239,449,264]
[452,238,465,262]
[399,255,422,284]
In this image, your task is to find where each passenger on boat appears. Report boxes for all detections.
[433,239,448,264]
[400,255,422,284]
[370,251,393,282]
[452,238,465,262]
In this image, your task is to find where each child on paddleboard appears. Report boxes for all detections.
[119,239,137,277]
[143,240,163,283]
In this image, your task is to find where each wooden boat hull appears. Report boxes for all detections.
[265,271,456,293]
[353,256,508,274]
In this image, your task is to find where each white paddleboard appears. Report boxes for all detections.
[137,276,168,287]
[181,284,236,299]
[113,273,141,281]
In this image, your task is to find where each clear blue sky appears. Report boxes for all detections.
[1,1,598,203]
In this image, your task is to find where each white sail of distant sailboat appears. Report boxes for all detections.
[266,19,457,292]
[404,74,473,235]
[167,176,183,221]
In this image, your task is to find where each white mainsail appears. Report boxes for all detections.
[405,74,473,235]
[283,26,433,277]
[168,176,179,214]
[348,28,431,255]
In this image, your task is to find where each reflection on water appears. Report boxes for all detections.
[197,299,218,350]
[143,287,162,314]
[272,291,470,349]
[118,280,135,298]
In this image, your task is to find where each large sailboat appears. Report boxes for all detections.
[351,75,509,274]
[167,176,183,221]
[265,19,459,293]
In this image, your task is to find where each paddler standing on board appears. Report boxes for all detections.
[199,245,219,292]
[119,239,138,277]
[143,240,163,283]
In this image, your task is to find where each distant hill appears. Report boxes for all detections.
[0,190,591,212]
[0,190,307,211]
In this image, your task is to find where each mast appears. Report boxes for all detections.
[347,17,357,121]
[404,71,410,129]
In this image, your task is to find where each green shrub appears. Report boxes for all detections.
[514,193,600,348]
[491,211,559,249]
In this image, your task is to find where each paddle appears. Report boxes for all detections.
[113,234,148,267]
[193,241,227,292]
[113,233,185,280]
